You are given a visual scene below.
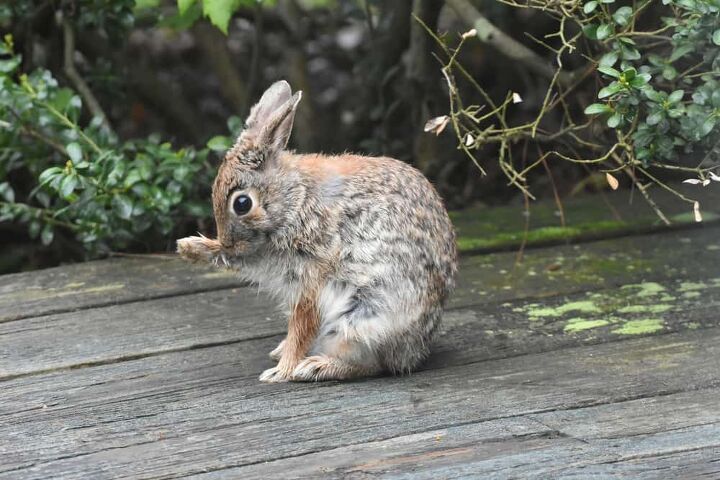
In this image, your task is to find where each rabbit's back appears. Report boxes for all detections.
[293,154,458,373]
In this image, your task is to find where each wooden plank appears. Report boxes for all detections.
[561,447,720,479]
[530,388,720,441]
[2,269,718,380]
[0,257,242,323]
[452,224,720,307]
[194,389,720,479]
[329,424,720,480]
[196,418,567,480]
[452,183,720,253]
[1,327,720,478]
[4,260,720,379]
[461,184,720,250]
[1,213,718,325]
[1,223,717,325]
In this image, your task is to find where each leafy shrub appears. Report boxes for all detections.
[0,35,230,256]
[583,0,720,166]
[432,0,720,221]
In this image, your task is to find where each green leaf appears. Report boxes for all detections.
[0,56,21,73]
[667,107,684,118]
[227,115,243,135]
[669,44,694,62]
[596,23,614,40]
[112,195,134,220]
[622,67,636,80]
[124,169,144,188]
[207,135,232,152]
[630,75,648,88]
[647,111,664,125]
[662,65,677,81]
[39,167,63,185]
[620,45,641,60]
[583,1,599,14]
[712,90,720,108]
[161,2,202,29]
[66,142,83,163]
[668,90,684,103]
[713,30,720,46]
[135,0,161,9]
[29,221,41,240]
[607,113,622,128]
[584,103,612,115]
[599,52,618,67]
[202,0,240,34]
[41,224,54,246]
[583,24,599,40]
[612,6,633,26]
[60,175,78,198]
[0,181,14,203]
[701,117,716,137]
[598,82,623,98]
[598,66,621,78]
[178,0,196,14]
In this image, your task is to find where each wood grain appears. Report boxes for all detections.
[1,327,719,478]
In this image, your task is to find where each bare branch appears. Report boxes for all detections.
[445,0,574,85]
[61,14,110,129]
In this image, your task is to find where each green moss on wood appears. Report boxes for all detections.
[612,319,664,335]
[511,277,718,338]
[617,304,673,314]
[564,318,610,333]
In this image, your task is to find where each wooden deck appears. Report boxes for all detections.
[2,189,720,479]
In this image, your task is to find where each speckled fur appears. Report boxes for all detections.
[177,81,457,382]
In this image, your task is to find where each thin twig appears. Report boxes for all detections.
[61,14,110,128]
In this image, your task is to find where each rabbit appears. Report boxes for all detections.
[177,80,457,383]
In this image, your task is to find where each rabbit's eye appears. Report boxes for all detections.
[232,194,253,216]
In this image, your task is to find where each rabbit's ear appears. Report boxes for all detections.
[229,81,301,169]
[245,80,292,131]
[256,90,302,153]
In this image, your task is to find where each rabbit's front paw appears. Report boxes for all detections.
[176,235,222,263]
[269,339,286,361]
[259,366,292,383]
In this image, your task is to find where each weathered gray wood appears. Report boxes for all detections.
[0,256,243,323]
[195,388,720,479]
[452,183,720,253]
[2,269,718,379]
[1,197,719,479]
[335,424,720,479]
[1,327,720,478]
[530,388,720,441]
[453,225,720,307]
[557,446,720,479]
[2,222,718,325]
[0,287,280,379]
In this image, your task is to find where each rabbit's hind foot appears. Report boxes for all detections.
[292,355,371,382]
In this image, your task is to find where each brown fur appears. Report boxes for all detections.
[275,294,320,377]
[177,81,457,383]
[176,235,222,263]
[290,153,370,181]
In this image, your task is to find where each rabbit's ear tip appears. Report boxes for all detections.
[270,79,291,92]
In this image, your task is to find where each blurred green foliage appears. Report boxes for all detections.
[583,0,720,165]
[0,35,235,255]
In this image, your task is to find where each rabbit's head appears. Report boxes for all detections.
[177,80,303,263]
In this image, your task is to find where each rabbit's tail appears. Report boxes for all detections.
[378,309,442,375]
